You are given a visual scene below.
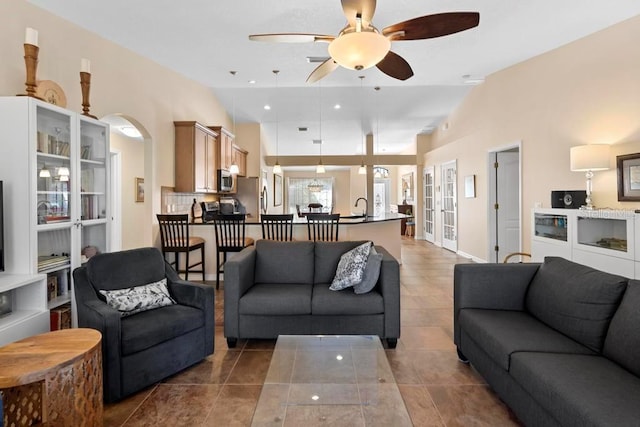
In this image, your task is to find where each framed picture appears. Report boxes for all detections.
[401,172,414,202]
[135,177,144,203]
[617,153,640,201]
[464,175,476,198]
[274,174,282,206]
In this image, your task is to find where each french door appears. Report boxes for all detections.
[441,160,457,252]
[423,166,435,243]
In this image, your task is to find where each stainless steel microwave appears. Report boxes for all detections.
[217,169,233,192]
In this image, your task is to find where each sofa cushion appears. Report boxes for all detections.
[354,246,383,294]
[311,284,384,315]
[99,278,176,317]
[603,279,640,377]
[121,304,203,355]
[525,256,627,352]
[239,283,312,315]
[510,352,640,427]
[330,242,372,291]
[254,240,315,285]
[314,241,370,284]
[87,247,166,292]
[459,309,595,371]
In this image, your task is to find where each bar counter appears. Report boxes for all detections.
[189,212,410,279]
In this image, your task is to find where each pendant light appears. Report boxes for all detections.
[316,81,325,174]
[358,75,366,175]
[272,70,283,174]
[39,164,51,178]
[228,71,240,175]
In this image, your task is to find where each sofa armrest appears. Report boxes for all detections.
[223,246,257,339]
[73,266,123,402]
[375,245,400,340]
[453,262,540,346]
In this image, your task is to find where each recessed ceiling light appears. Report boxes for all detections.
[120,126,142,138]
[312,139,323,144]
[334,104,341,109]
[248,80,256,84]
[462,74,485,85]
[264,104,271,110]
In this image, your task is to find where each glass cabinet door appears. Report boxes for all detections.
[79,119,108,221]
[35,106,73,225]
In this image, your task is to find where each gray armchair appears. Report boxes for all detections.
[73,247,214,402]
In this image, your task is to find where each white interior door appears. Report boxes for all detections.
[488,146,521,262]
[441,160,457,252]
[423,166,435,243]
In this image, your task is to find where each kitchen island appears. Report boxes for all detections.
[189,212,410,280]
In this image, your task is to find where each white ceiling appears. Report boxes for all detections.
[28,0,640,157]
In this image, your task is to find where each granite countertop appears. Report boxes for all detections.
[192,212,410,225]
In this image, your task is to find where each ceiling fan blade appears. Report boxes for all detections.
[249,33,335,43]
[382,12,479,41]
[376,51,414,81]
[341,0,376,27]
[306,58,339,84]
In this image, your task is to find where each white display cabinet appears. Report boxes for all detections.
[531,209,574,261]
[0,274,48,346]
[0,97,110,335]
[532,208,638,278]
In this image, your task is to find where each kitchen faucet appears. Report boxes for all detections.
[355,197,368,217]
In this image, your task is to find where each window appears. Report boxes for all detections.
[288,177,334,214]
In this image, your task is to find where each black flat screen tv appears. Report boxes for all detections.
[0,181,4,272]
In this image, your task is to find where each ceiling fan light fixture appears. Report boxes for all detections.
[328,31,390,71]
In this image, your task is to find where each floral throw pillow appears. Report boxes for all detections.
[99,278,176,317]
[330,242,372,291]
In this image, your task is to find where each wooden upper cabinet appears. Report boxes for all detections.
[232,144,248,177]
[174,121,218,193]
[209,126,234,171]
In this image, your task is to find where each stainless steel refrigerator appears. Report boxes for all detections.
[235,176,266,220]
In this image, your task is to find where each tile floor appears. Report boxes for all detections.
[104,238,522,426]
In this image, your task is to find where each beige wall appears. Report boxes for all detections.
[109,132,146,249]
[425,14,640,261]
[1,0,231,247]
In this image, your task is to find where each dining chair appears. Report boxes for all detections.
[306,213,340,242]
[308,202,323,213]
[156,214,205,281]
[261,213,294,241]
[212,213,254,289]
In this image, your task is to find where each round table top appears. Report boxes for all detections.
[0,328,102,388]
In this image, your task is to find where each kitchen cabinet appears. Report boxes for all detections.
[209,126,234,171]
[0,97,110,329]
[232,144,248,177]
[174,122,218,193]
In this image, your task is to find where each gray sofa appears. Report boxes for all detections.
[73,247,215,402]
[454,256,640,426]
[224,240,400,348]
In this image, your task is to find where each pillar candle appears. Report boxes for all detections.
[81,58,91,73]
[25,27,38,46]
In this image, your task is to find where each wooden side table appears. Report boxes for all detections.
[0,328,102,426]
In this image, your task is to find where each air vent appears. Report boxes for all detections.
[298,127,308,132]
[306,56,331,63]
[312,139,323,144]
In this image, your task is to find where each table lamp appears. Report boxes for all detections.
[570,144,610,210]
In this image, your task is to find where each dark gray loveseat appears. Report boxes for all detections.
[224,240,400,348]
[73,247,215,402]
[454,256,640,426]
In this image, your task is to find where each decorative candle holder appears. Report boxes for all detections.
[19,43,44,99]
[80,72,97,119]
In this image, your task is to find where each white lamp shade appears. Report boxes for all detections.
[358,164,367,175]
[328,31,390,71]
[272,163,282,174]
[229,163,240,174]
[316,163,325,174]
[570,145,611,172]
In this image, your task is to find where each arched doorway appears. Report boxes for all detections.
[100,114,152,251]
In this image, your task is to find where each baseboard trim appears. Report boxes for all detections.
[457,250,486,264]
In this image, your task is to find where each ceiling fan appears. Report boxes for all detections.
[249,0,479,83]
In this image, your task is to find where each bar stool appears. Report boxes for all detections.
[212,213,254,290]
[405,220,415,237]
[261,214,294,241]
[157,214,205,281]
[307,213,340,242]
